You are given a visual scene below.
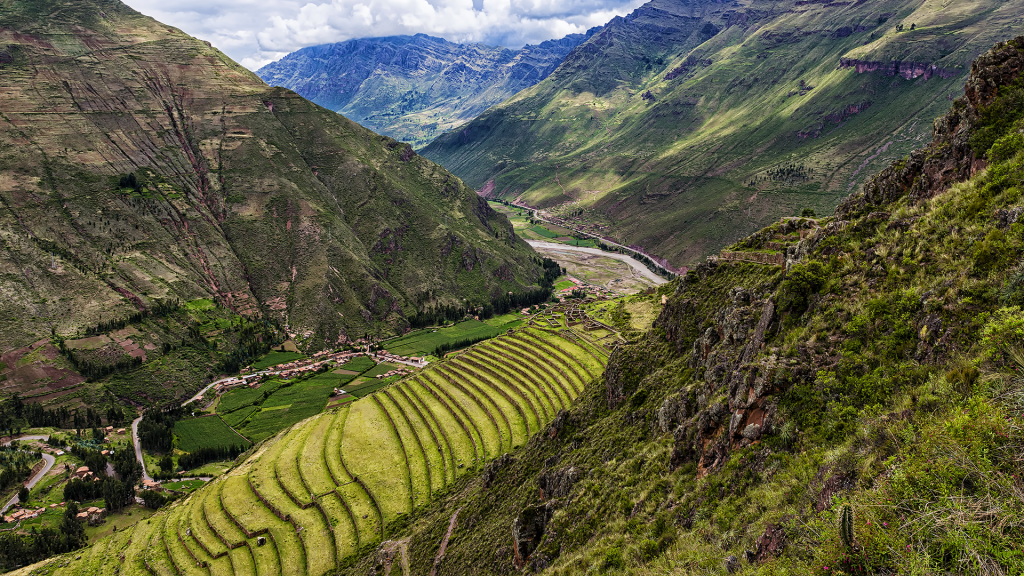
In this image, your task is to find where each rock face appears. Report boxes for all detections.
[0,0,542,352]
[258,33,593,148]
[512,503,554,568]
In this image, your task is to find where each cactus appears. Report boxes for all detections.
[838,503,855,549]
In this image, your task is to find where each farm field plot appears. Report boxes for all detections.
[361,362,401,378]
[174,416,251,452]
[337,356,376,373]
[249,351,306,371]
[382,319,501,356]
[26,320,613,576]
[221,373,343,442]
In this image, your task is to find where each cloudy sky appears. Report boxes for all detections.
[121,0,647,70]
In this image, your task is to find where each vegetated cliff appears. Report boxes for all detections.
[0,0,543,356]
[320,36,1024,574]
[257,32,594,149]
[423,0,1024,268]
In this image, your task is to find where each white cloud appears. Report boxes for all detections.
[121,0,646,70]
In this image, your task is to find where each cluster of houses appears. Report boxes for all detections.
[372,366,410,380]
[4,503,105,525]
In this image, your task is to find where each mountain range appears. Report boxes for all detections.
[257,33,594,149]
[0,0,543,355]
[422,0,1024,267]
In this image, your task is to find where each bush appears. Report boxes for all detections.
[779,261,828,313]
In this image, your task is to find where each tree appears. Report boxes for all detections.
[17,486,28,503]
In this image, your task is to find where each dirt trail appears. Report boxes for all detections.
[430,507,463,576]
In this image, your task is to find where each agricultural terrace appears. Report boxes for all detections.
[218,373,351,443]
[27,325,610,575]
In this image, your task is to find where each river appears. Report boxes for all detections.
[525,241,669,285]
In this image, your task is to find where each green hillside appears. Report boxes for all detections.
[0,0,542,369]
[423,0,1024,267]
[10,320,609,574]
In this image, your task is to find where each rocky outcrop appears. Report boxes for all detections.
[838,58,957,80]
[537,466,583,501]
[512,503,555,568]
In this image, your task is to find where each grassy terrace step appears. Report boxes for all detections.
[436,360,527,449]
[418,372,490,463]
[148,514,177,576]
[521,329,603,382]
[318,490,359,559]
[471,345,574,412]
[275,422,319,508]
[122,516,160,576]
[407,378,478,470]
[457,351,561,419]
[467,345,552,429]
[460,344,548,430]
[248,457,329,576]
[490,338,581,400]
[299,412,338,496]
[341,398,410,523]
[321,408,382,546]
[383,387,447,494]
[165,504,206,576]
[245,534,281,576]
[393,385,456,486]
[500,336,585,396]
[225,474,303,576]
[203,480,248,549]
[187,490,228,559]
[427,366,508,456]
[517,331,593,386]
[375,393,432,507]
[226,544,256,575]
[368,394,416,512]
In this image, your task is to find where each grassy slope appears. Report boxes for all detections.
[423,0,1024,267]
[0,0,542,361]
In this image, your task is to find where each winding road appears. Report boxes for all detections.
[526,240,669,285]
[131,414,152,483]
[1,435,55,514]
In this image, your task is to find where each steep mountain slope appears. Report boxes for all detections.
[423,0,1024,267]
[0,0,543,355]
[19,34,1024,576]
[258,33,593,149]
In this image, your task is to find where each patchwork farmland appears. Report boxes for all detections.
[25,326,609,575]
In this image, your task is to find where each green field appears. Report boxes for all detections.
[234,373,345,442]
[250,351,306,371]
[553,280,575,290]
[163,479,206,492]
[361,362,401,378]
[529,224,558,238]
[338,356,376,373]
[174,416,251,451]
[384,319,504,356]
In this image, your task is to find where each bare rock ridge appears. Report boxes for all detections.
[257,32,596,148]
[0,0,542,352]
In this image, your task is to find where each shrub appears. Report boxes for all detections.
[779,261,827,314]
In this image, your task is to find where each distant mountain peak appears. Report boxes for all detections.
[257,32,592,148]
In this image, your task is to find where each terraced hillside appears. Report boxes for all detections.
[17,326,607,575]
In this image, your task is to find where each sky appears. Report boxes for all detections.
[121,0,648,71]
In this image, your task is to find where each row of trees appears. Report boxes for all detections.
[408,259,561,329]
[81,298,180,337]
[178,444,247,471]
[138,405,187,453]
[0,396,106,437]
